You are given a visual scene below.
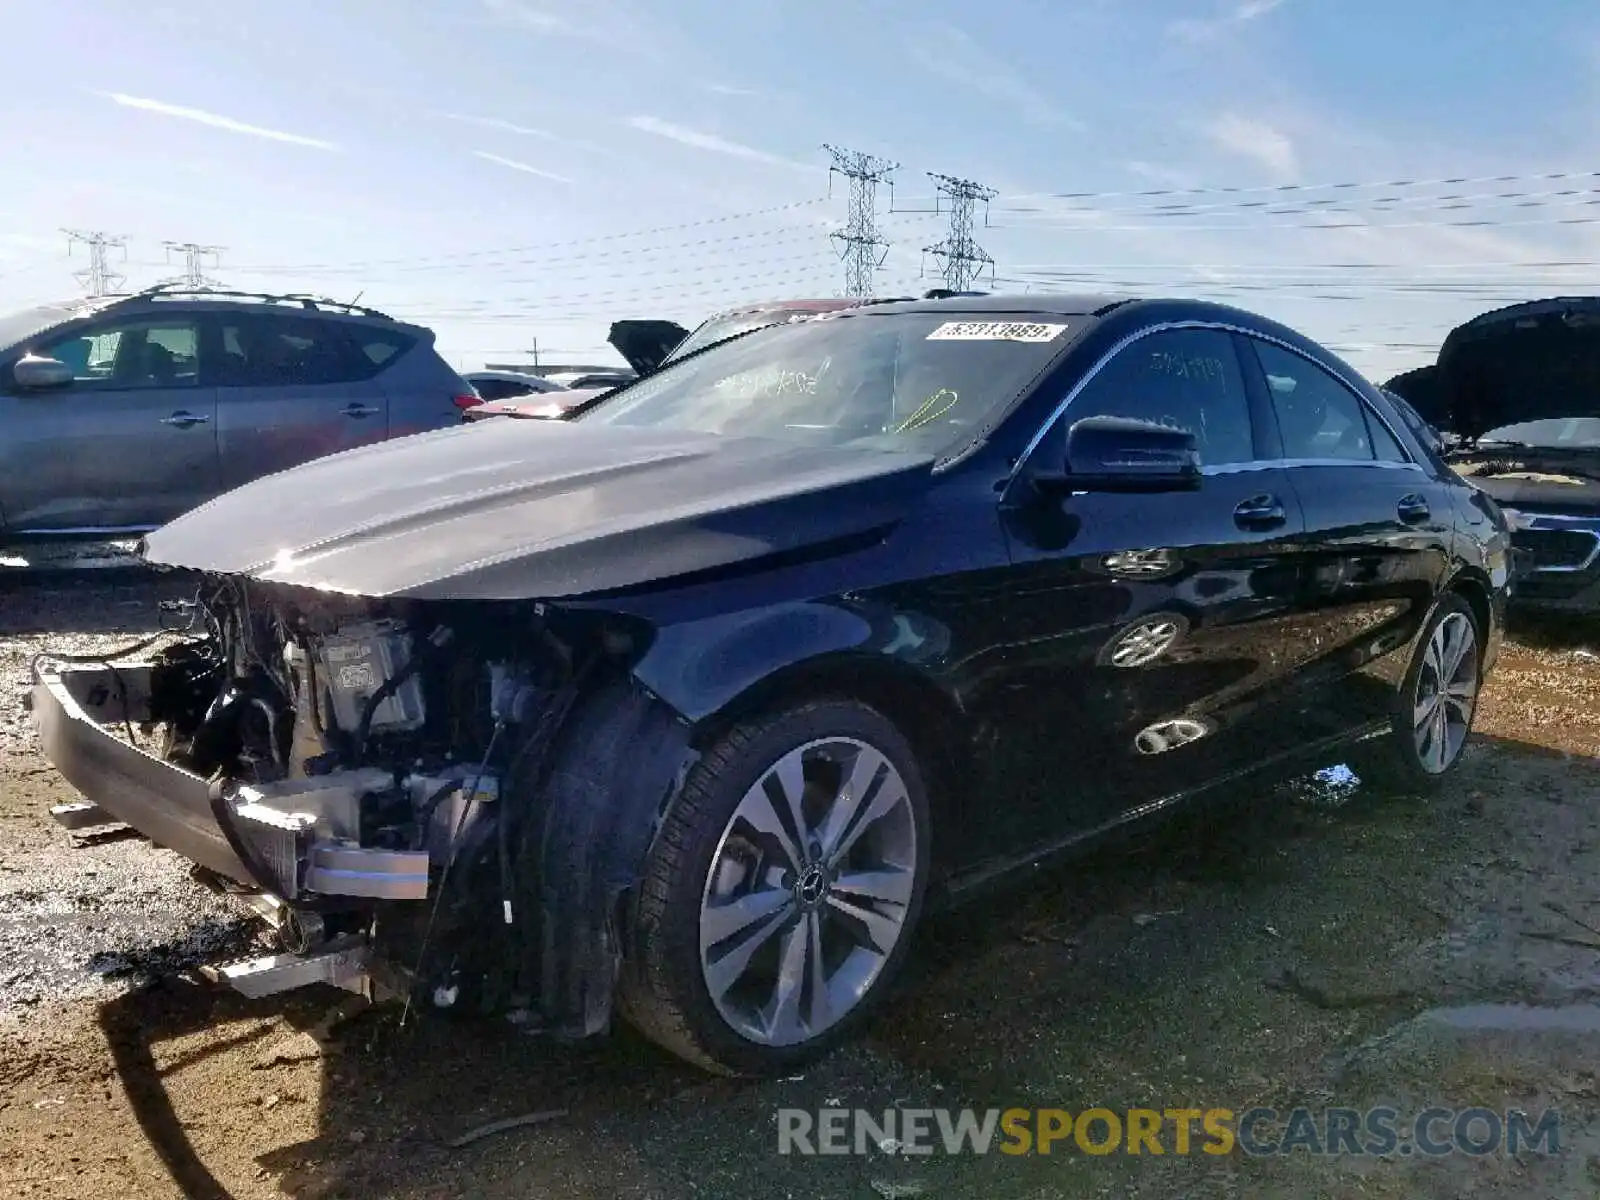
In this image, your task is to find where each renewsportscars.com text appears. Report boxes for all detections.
[776,1106,1562,1158]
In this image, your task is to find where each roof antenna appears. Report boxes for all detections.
[350,291,365,306]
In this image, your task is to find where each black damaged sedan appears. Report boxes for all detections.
[31,295,1511,1074]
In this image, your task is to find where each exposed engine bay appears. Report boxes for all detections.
[36,574,690,1033]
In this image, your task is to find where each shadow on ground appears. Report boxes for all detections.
[73,735,1600,1200]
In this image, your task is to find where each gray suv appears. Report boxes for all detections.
[0,285,475,536]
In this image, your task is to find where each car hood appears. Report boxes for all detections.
[140,419,936,601]
[1432,296,1600,435]
[608,319,690,376]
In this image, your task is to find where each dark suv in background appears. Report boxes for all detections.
[0,285,476,536]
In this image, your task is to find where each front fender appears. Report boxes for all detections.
[631,601,878,723]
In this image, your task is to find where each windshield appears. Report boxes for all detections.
[1478,417,1600,449]
[578,311,1089,455]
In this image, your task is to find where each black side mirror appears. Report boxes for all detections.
[1037,415,1202,494]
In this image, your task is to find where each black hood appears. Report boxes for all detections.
[139,419,935,601]
[607,320,690,376]
[1432,296,1600,437]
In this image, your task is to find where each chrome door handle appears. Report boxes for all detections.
[1234,493,1286,530]
[160,411,209,428]
[342,403,381,418]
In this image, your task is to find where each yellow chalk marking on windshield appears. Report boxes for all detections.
[893,388,959,433]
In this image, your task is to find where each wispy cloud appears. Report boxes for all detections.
[441,113,560,140]
[703,83,763,98]
[1124,160,1201,190]
[480,0,577,35]
[480,0,660,57]
[625,116,813,171]
[1198,113,1299,180]
[102,93,337,150]
[907,24,1080,129]
[471,151,572,183]
[1169,0,1288,41]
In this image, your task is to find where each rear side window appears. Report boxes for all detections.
[1067,327,1257,466]
[351,328,416,372]
[1250,341,1401,462]
[216,313,363,387]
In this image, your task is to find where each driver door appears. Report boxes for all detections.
[0,314,220,531]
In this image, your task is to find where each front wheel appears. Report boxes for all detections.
[619,699,931,1075]
[1357,593,1483,789]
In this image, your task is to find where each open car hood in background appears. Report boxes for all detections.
[607,319,690,376]
[1421,296,1600,437]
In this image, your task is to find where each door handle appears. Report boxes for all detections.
[342,403,381,418]
[160,411,209,429]
[1233,493,1286,530]
[1397,493,1431,523]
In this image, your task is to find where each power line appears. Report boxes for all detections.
[922,173,997,292]
[161,241,226,287]
[225,199,832,273]
[62,229,128,297]
[910,168,1600,204]
[824,145,898,297]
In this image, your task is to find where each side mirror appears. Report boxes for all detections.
[12,354,72,391]
[1042,415,1202,494]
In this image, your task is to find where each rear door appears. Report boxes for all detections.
[0,312,219,531]
[211,311,390,490]
[985,324,1318,860]
[1239,336,1456,737]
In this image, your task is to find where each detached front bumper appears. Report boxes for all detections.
[29,662,427,1000]
[31,662,255,883]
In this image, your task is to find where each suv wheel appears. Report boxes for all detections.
[620,700,930,1075]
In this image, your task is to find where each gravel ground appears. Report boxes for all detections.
[2,578,1600,1199]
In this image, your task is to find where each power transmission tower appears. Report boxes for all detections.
[823,145,897,297]
[162,241,226,288]
[922,173,998,292]
[62,229,129,297]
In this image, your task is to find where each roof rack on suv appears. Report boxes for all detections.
[118,283,396,321]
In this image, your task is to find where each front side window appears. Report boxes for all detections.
[1252,341,1393,462]
[582,312,1090,456]
[1065,327,1256,466]
[217,314,358,387]
[35,318,200,390]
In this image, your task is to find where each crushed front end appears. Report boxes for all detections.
[30,575,690,1033]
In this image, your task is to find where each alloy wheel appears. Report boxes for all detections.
[698,737,918,1047]
[1412,610,1478,774]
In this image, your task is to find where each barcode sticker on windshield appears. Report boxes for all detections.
[926,321,1069,343]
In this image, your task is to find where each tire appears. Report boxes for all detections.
[1355,592,1483,791]
[619,699,932,1075]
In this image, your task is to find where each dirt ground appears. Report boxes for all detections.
[3,576,1600,1199]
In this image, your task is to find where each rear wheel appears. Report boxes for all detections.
[620,700,930,1075]
[1356,593,1482,790]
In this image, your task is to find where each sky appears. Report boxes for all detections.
[1,0,1597,381]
